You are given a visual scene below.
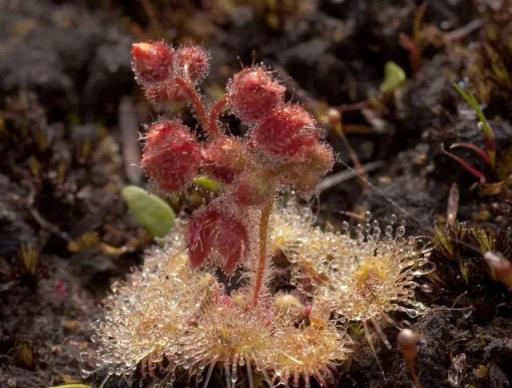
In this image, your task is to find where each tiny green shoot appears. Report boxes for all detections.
[380,61,406,94]
[452,82,496,168]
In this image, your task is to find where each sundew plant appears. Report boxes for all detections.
[91,41,432,388]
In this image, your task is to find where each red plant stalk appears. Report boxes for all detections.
[208,97,228,137]
[441,144,487,183]
[174,77,218,138]
[449,142,492,166]
[252,201,273,307]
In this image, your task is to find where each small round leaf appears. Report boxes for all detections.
[121,185,175,238]
[380,61,406,94]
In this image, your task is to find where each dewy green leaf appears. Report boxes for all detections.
[121,185,175,238]
[380,61,406,93]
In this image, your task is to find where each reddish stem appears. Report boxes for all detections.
[208,97,227,138]
[406,359,422,388]
[252,201,273,307]
[175,77,215,138]
[484,138,496,169]
[400,33,422,74]
[449,142,492,166]
[441,144,487,183]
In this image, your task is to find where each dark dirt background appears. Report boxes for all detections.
[0,0,511,387]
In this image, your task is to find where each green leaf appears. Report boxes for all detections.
[48,385,93,388]
[452,82,490,133]
[380,61,406,93]
[121,185,175,238]
[192,175,221,192]
[452,81,496,167]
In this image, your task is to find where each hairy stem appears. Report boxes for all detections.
[208,97,227,138]
[175,77,215,138]
[252,200,273,307]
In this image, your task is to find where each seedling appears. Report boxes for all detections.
[380,62,406,94]
[442,82,498,185]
